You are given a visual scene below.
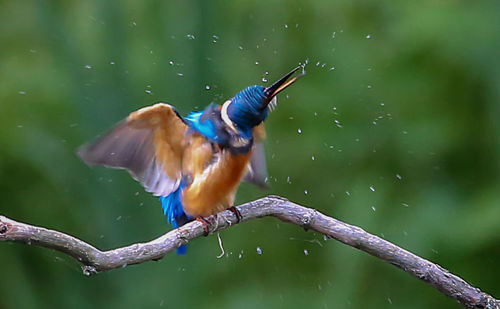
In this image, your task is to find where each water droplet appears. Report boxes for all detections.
[402,203,409,207]
[284,24,288,29]
[345,191,350,196]
[369,186,375,192]
[380,102,385,106]
[186,34,195,40]
[329,66,335,71]
[303,249,309,256]
[84,65,92,69]
[205,85,211,90]
[365,34,371,39]
[304,190,308,195]
[311,156,315,161]
[297,128,302,134]
[396,174,402,180]
[255,61,259,65]
[256,247,262,255]
[371,206,376,211]
[169,60,174,65]
[402,130,408,134]
[116,216,122,221]
[18,91,26,95]
[238,45,243,50]
[367,85,372,89]
[145,89,152,94]
[238,250,244,259]
[177,73,184,77]
[262,77,268,83]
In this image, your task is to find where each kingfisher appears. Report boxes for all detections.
[78,66,304,253]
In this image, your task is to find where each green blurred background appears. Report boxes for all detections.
[1,1,499,308]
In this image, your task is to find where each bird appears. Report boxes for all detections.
[78,66,304,254]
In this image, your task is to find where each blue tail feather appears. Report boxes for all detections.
[176,244,187,255]
[159,181,191,255]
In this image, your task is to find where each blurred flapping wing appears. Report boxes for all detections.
[78,103,188,196]
[244,123,269,189]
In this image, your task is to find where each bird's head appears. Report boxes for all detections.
[222,66,304,138]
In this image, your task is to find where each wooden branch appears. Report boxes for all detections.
[0,196,498,308]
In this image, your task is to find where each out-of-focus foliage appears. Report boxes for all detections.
[1,1,499,308]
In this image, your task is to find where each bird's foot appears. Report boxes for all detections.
[228,206,242,223]
[196,217,211,236]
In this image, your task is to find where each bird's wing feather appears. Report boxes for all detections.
[78,103,188,196]
[244,142,268,189]
[244,123,268,189]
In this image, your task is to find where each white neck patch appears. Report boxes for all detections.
[221,100,239,133]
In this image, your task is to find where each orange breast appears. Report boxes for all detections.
[181,140,251,217]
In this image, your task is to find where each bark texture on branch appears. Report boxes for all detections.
[0,196,498,308]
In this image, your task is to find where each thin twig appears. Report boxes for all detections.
[0,196,498,308]
[216,232,225,259]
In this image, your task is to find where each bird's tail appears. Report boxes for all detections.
[176,244,187,255]
[172,213,191,255]
[160,181,192,255]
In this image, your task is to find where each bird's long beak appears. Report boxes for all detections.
[264,66,305,100]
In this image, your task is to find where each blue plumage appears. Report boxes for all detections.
[227,86,268,138]
[185,109,218,142]
[160,180,190,254]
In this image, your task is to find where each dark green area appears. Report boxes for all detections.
[1,1,499,308]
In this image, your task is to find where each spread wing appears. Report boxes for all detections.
[78,103,188,197]
[244,123,269,189]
